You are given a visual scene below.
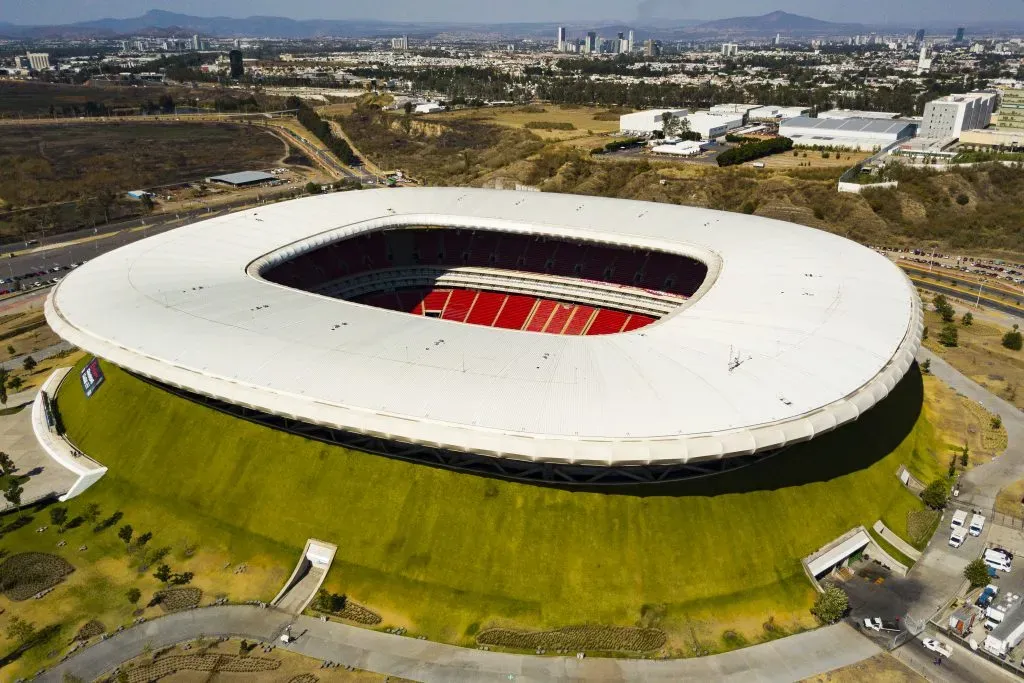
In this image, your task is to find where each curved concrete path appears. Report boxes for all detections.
[40,605,878,683]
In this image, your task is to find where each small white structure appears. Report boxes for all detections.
[650,141,705,156]
[709,103,761,117]
[619,108,688,134]
[748,105,811,121]
[414,102,444,114]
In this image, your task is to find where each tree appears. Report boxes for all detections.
[0,367,10,405]
[22,356,36,372]
[921,358,931,374]
[5,345,13,356]
[126,587,141,605]
[6,615,35,643]
[810,585,848,624]
[3,480,22,507]
[961,312,973,326]
[118,524,133,546]
[0,451,14,475]
[7,377,22,392]
[921,479,949,509]
[154,563,172,584]
[136,531,152,547]
[938,323,959,347]
[49,506,68,530]
[1003,324,1023,351]
[960,444,969,468]
[992,414,1003,430]
[933,294,955,323]
[964,558,990,588]
[304,181,322,195]
[170,571,194,585]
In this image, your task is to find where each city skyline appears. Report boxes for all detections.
[1,0,1022,27]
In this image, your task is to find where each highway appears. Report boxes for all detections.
[910,277,1024,321]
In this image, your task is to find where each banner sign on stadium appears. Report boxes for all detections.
[80,358,105,398]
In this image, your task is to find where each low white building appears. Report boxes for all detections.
[709,103,761,117]
[650,140,707,156]
[780,116,916,151]
[748,105,811,121]
[684,112,744,140]
[414,102,444,114]
[619,108,689,134]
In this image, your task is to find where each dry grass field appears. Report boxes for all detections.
[424,105,625,143]
[801,652,925,683]
[755,149,870,169]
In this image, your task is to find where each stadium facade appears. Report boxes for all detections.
[45,189,922,484]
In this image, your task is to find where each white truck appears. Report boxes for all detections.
[969,513,986,536]
[951,509,968,530]
[949,527,967,548]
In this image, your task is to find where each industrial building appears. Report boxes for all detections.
[919,92,997,139]
[685,112,744,140]
[959,128,1024,150]
[817,109,900,121]
[780,116,917,151]
[649,140,708,156]
[619,108,689,134]
[208,171,278,187]
[747,105,810,122]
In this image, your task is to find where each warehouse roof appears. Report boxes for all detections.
[208,170,277,186]
[781,116,916,135]
[46,188,921,467]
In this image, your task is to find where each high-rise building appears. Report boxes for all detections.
[191,34,200,51]
[585,31,597,54]
[628,29,635,52]
[26,52,50,71]
[391,35,409,50]
[556,26,566,52]
[955,27,965,42]
[917,45,932,74]
[920,92,998,139]
[233,38,241,49]
[774,33,781,46]
[996,88,1024,130]
[915,29,925,43]
[644,39,660,57]
[721,43,738,57]
[228,50,244,79]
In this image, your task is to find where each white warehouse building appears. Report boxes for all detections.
[919,92,998,139]
[619,108,689,134]
[685,112,744,140]
[780,116,917,151]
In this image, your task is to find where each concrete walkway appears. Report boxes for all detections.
[0,401,77,511]
[39,605,879,683]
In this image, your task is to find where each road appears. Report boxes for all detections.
[892,637,1008,683]
[39,606,880,683]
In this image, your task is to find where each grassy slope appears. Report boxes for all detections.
[54,358,939,648]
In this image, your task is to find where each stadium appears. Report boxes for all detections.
[45,187,921,485]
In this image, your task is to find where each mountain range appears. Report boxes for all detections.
[0,9,1016,40]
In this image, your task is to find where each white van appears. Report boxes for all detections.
[985,555,1012,573]
[951,509,968,530]
[970,514,986,536]
[949,528,967,548]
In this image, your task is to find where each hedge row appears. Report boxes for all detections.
[592,137,643,155]
[717,136,793,167]
[477,624,666,653]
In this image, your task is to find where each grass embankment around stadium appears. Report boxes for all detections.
[52,357,943,654]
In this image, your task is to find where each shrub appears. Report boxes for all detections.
[956,194,970,205]
[1003,325,1023,351]
[921,358,931,374]
[992,414,1002,429]
[810,585,848,624]
[933,294,955,322]
[0,552,75,600]
[961,312,973,326]
[477,625,666,653]
[938,323,958,347]
[523,121,576,130]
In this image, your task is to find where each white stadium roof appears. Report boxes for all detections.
[46,188,921,467]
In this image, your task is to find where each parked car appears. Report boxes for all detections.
[863,617,882,631]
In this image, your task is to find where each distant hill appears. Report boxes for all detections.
[688,10,864,36]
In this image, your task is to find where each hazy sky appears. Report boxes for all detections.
[1,0,1022,25]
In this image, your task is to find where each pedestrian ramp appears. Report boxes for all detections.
[272,538,337,615]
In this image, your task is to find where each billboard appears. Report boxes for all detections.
[80,358,105,398]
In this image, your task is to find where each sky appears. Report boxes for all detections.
[0,0,1022,25]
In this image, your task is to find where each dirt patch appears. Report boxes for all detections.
[801,651,924,682]
[125,653,280,682]
[477,624,666,653]
[0,551,75,600]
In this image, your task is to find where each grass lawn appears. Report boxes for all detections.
[35,357,942,664]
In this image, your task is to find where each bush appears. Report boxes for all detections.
[938,323,958,347]
[717,136,793,167]
[964,558,989,588]
[1003,325,1023,351]
[523,121,576,130]
[933,294,955,322]
[810,585,848,624]
[956,194,970,205]
[921,479,950,509]
[961,312,973,326]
